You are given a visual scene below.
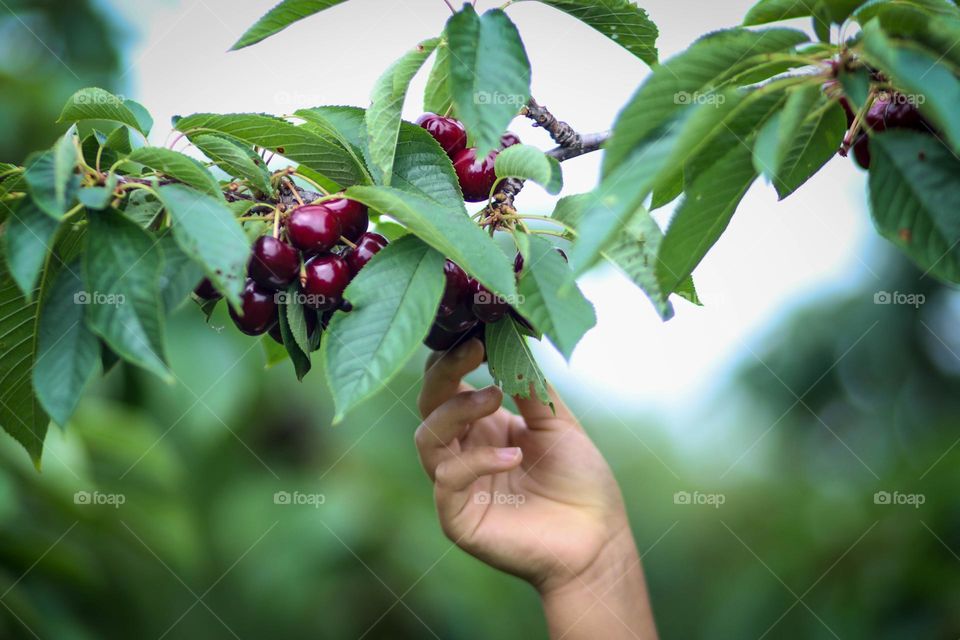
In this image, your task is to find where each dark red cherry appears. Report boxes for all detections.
[194,278,221,301]
[437,299,478,333]
[286,204,342,255]
[345,232,388,275]
[325,197,368,243]
[424,323,469,352]
[864,98,888,133]
[469,279,509,323]
[884,98,926,131]
[852,133,870,170]
[249,235,300,290]
[500,132,521,149]
[301,254,351,311]
[452,148,498,203]
[229,280,278,336]
[439,260,469,317]
[417,113,467,157]
[268,322,284,345]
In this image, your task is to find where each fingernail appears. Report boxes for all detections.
[473,386,497,403]
[497,447,521,461]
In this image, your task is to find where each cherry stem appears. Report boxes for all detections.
[442,0,455,12]
[340,236,358,249]
[272,207,281,238]
[529,229,570,240]
[843,89,877,151]
[283,178,305,206]
[515,214,576,233]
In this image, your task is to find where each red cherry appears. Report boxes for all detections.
[864,98,888,133]
[417,113,467,157]
[452,148,498,203]
[286,204,342,255]
[424,323,470,352]
[500,132,521,148]
[439,260,469,317]
[194,278,221,301]
[345,232,388,275]
[229,279,278,336]
[852,133,870,170]
[436,300,478,333]
[249,236,300,291]
[469,279,509,323]
[301,254,351,310]
[325,197,368,243]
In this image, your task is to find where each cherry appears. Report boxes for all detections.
[436,300,478,333]
[417,113,467,157]
[268,322,284,345]
[864,98,888,133]
[301,254,351,310]
[424,323,470,352]
[325,197,368,243]
[194,278,221,301]
[500,132,521,149]
[852,133,871,170]
[345,232,388,275]
[470,279,509,323]
[229,279,278,336]
[452,148,498,203]
[286,204,342,255]
[439,260,469,317]
[249,236,300,291]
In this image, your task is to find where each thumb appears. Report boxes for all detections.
[513,383,579,430]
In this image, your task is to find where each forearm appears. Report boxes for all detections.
[540,531,659,640]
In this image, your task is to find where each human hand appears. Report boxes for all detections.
[414,339,657,639]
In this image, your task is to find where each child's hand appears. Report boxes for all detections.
[415,339,658,638]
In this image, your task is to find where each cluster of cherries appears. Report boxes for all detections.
[197,111,524,353]
[194,197,388,345]
[830,61,934,169]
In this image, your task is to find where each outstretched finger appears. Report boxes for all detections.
[418,338,485,419]
[414,385,503,480]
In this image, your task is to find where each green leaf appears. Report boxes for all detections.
[657,143,758,295]
[523,0,658,65]
[516,235,595,359]
[157,232,204,313]
[494,144,563,194]
[192,134,273,195]
[424,43,455,116]
[122,189,164,228]
[278,301,311,381]
[555,194,686,320]
[231,0,348,50]
[855,0,960,68]
[57,88,150,137]
[754,97,846,199]
[384,122,465,208]
[868,130,960,283]
[84,210,170,381]
[24,126,82,219]
[322,235,445,420]
[124,147,223,198]
[3,197,61,298]
[744,0,813,24]
[124,99,154,137]
[175,112,366,190]
[295,106,374,184]
[447,6,531,157]
[284,286,313,355]
[33,258,98,427]
[156,184,251,308]
[860,20,960,155]
[485,316,550,404]
[367,38,440,184]
[603,27,809,177]
[0,227,84,465]
[77,173,119,211]
[344,185,516,299]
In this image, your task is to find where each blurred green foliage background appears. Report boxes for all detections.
[1,2,959,639]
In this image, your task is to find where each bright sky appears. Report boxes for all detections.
[107,0,876,418]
